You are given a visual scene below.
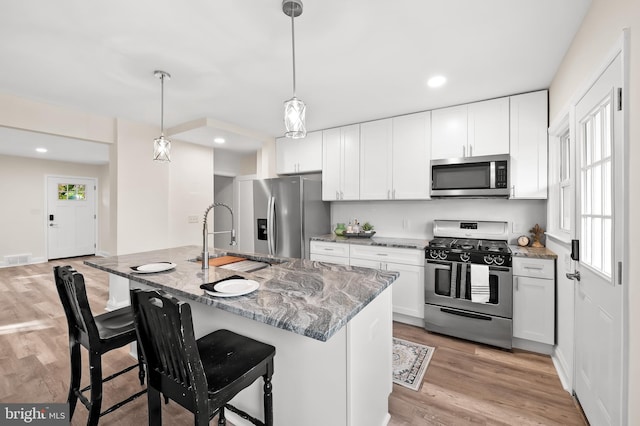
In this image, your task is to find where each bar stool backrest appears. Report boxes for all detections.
[54,266,100,347]
[131,289,209,413]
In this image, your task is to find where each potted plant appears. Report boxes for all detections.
[361,222,374,233]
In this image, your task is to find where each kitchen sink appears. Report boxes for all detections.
[189,253,283,273]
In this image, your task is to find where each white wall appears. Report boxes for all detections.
[214,149,257,177]
[0,155,108,263]
[549,0,640,422]
[331,199,546,243]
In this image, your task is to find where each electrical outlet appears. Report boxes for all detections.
[188,215,199,224]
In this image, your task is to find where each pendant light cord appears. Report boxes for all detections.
[160,74,165,136]
[291,13,296,97]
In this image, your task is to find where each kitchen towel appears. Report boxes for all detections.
[470,264,490,303]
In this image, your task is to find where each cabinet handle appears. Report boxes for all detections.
[323,248,334,251]
[515,276,519,290]
[511,185,515,197]
[377,253,388,257]
[392,189,396,199]
[341,191,344,200]
[387,189,390,199]
[463,146,466,157]
[336,190,339,200]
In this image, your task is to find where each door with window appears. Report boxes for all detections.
[47,176,96,259]
[572,52,624,426]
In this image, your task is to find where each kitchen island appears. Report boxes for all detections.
[85,245,398,426]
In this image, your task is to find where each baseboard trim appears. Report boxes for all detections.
[392,312,423,327]
[552,348,573,393]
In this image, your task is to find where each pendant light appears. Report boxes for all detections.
[282,0,306,139]
[153,70,172,162]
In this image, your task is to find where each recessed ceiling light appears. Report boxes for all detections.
[214,137,225,144]
[427,75,447,88]
[36,148,48,153]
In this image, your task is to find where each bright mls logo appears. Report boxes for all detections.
[1,404,68,425]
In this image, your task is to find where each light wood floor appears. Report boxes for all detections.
[0,257,587,425]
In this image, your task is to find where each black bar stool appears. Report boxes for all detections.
[53,266,146,425]
[130,288,275,426]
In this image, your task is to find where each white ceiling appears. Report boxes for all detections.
[0,0,592,163]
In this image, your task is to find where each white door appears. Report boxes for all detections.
[47,176,96,259]
[572,52,624,426]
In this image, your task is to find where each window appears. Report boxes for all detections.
[58,183,86,200]
[559,131,571,232]
[579,100,612,278]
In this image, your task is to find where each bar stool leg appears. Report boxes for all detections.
[216,406,225,425]
[263,375,273,426]
[147,387,162,426]
[87,351,103,426]
[67,340,82,418]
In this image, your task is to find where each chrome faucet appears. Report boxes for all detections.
[202,202,237,270]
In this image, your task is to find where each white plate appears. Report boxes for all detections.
[205,279,259,297]
[132,262,176,273]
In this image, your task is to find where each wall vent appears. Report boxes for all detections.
[4,254,32,266]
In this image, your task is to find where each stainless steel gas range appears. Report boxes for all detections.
[424,220,513,349]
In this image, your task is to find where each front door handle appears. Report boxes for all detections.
[566,271,581,281]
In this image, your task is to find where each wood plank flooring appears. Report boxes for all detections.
[0,258,586,425]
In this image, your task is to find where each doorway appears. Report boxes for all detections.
[46,176,97,260]
[213,175,234,249]
[571,48,626,425]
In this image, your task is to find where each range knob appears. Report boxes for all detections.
[493,256,505,266]
[460,252,470,262]
[438,250,448,260]
[429,250,440,259]
[483,255,494,265]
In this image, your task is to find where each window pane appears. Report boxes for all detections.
[604,218,612,276]
[584,121,592,165]
[592,217,602,271]
[561,186,571,230]
[604,103,612,158]
[593,164,602,215]
[584,169,592,214]
[604,161,612,216]
[594,110,602,162]
[582,217,591,265]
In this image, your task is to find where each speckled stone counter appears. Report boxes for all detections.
[509,245,558,259]
[84,245,398,342]
[86,245,396,425]
[311,233,429,250]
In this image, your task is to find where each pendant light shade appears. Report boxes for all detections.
[282,0,306,139]
[153,70,172,162]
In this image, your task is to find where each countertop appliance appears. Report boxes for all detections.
[424,220,513,349]
[431,154,509,198]
[253,176,330,259]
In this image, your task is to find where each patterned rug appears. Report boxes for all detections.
[392,337,435,391]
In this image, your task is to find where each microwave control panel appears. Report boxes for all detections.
[495,161,508,188]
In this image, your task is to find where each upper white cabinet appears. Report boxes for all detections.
[510,90,548,199]
[322,124,360,201]
[392,112,431,199]
[276,131,323,175]
[431,97,510,160]
[359,112,431,200]
[359,118,393,200]
[431,104,468,159]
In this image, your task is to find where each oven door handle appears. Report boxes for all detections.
[440,307,493,321]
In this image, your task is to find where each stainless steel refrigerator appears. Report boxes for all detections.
[253,176,330,259]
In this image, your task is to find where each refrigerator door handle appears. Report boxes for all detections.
[271,196,277,255]
[267,196,276,255]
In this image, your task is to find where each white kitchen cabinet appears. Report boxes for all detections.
[309,241,349,265]
[392,112,431,199]
[322,124,360,200]
[359,118,393,200]
[431,104,468,160]
[510,90,548,199]
[349,245,425,320]
[468,97,510,157]
[513,257,555,345]
[359,113,430,200]
[276,131,323,174]
[431,97,509,160]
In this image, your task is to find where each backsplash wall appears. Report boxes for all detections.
[331,199,547,244]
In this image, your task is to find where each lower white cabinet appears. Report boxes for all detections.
[348,245,425,320]
[309,241,425,322]
[512,257,555,345]
[310,241,349,265]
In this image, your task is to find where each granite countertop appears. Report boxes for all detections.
[509,245,558,259]
[84,245,398,342]
[311,234,429,250]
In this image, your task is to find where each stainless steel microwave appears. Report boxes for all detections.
[431,154,510,198]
